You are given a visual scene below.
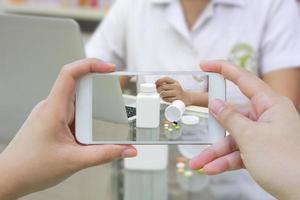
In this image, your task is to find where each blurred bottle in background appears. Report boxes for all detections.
[6,0,115,9]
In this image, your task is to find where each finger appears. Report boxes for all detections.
[156,77,176,86]
[157,87,163,94]
[48,58,115,109]
[190,135,238,170]
[160,90,177,98]
[209,99,254,140]
[200,60,277,115]
[163,97,177,103]
[157,84,175,93]
[77,145,137,168]
[203,151,244,175]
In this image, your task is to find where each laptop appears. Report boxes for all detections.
[0,14,134,141]
[93,75,137,124]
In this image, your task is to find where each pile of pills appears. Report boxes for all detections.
[164,121,181,132]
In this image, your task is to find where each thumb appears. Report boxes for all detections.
[75,145,137,169]
[209,99,253,141]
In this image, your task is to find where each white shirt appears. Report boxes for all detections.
[86,0,300,199]
[87,0,300,104]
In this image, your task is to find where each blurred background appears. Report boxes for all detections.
[0,0,115,42]
[0,2,117,199]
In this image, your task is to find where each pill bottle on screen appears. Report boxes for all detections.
[136,83,160,128]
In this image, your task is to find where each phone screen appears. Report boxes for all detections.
[86,71,224,144]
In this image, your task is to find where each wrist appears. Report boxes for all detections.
[188,91,208,107]
[185,91,204,106]
[0,153,22,200]
[183,91,193,106]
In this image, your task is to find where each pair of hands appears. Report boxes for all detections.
[0,59,137,200]
[1,58,300,200]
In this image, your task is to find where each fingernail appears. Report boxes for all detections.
[122,148,137,158]
[189,160,195,168]
[209,99,226,115]
[189,159,199,170]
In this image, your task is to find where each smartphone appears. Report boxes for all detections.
[76,71,226,145]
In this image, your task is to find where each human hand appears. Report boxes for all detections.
[156,77,192,105]
[190,60,300,199]
[0,59,137,200]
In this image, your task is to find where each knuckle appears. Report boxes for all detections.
[87,57,100,63]
[30,100,49,121]
[61,65,73,76]
[219,107,235,123]
[36,100,47,109]
[87,58,102,67]
[32,100,47,113]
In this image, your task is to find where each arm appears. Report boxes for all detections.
[262,68,300,107]
[0,59,137,200]
[156,77,208,106]
[185,91,208,107]
[259,0,300,108]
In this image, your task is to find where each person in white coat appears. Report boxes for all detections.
[86,0,300,199]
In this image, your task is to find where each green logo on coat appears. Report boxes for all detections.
[228,43,257,73]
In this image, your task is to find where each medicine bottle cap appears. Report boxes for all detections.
[165,106,182,122]
[165,100,186,122]
[140,83,157,93]
[181,115,199,125]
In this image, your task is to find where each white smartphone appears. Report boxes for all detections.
[76,71,226,145]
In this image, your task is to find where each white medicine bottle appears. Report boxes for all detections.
[136,83,160,128]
